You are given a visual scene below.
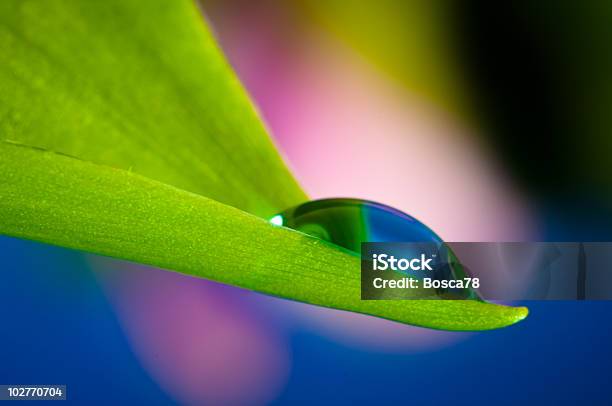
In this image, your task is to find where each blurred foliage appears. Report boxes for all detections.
[301,0,473,119]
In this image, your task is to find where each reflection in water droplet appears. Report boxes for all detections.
[272,198,480,300]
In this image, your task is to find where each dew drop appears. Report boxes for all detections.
[271,198,480,300]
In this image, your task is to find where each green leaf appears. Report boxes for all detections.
[0,141,527,331]
[0,0,528,330]
[0,0,304,218]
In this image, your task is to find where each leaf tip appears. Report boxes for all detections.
[514,305,529,323]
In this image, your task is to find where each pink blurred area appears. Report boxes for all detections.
[95,261,290,406]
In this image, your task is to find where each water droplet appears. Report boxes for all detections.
[271,198,480,300]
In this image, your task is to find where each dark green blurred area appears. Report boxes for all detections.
[453,2,612,238]
[455,2,612,202]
